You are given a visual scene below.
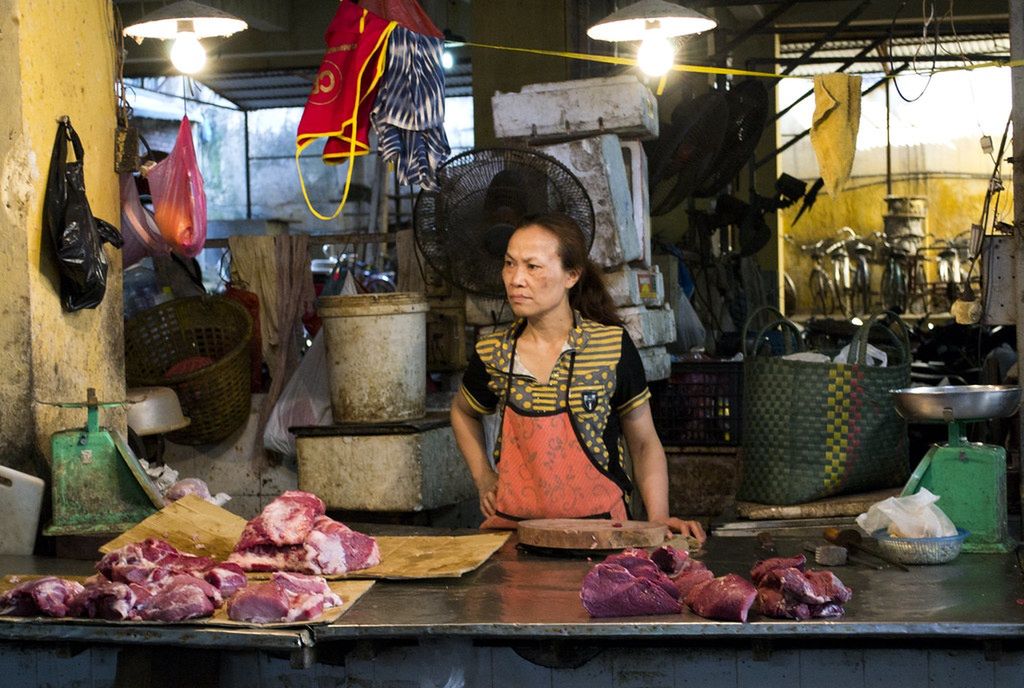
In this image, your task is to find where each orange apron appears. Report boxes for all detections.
[481,347,628,530]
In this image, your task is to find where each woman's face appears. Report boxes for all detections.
[503,225,580,319]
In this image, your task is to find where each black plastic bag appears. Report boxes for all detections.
[43,117,123,312]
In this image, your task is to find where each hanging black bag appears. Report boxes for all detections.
[43,117,123,312]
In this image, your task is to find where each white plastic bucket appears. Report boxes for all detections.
[318,292,428,423]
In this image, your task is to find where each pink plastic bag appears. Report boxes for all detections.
[119,173,169,267]
[146,117,207,257]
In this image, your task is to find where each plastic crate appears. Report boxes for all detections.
[650,361,743,448]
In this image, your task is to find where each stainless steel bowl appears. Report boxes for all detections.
[890,385,1021,423]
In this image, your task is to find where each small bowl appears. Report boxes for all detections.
[127,386,191,437]
[871,528,970,565]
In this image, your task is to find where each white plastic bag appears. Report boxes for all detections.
[262,331,332,456]
[855,488,958,538]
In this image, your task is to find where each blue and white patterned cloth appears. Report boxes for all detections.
[371,25,450,191]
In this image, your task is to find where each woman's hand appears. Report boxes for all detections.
[654,516,707,544]
[477,469,499,518]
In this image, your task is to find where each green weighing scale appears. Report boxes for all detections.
[42,388,166,536]
[891,385,1020,553]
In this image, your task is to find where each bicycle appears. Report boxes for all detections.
[848,236,874,316]
[877,233,929,314]
[794,238,838,316]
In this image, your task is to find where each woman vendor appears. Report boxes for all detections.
[450,213,706,542]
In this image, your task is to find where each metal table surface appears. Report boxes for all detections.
[0,555,311,652]
[315,534,1024,642]
[3,534,1024,651]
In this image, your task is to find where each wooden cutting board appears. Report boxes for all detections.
[517,519,669,550]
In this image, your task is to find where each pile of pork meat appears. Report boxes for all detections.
[580,547,851,622]
[0,491,379,624]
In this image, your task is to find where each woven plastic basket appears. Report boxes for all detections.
[125,296,253,445]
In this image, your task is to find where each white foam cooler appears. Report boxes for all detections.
[294,413,475,512]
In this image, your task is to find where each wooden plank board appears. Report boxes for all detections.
[99,495,247,560]
[517,519,669,550]
[100,496,510,579]
[0,575,373,628]
[735,488,901,520]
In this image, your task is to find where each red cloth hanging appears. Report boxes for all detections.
[359,0,443,38]
[224,284,264,393]
[295,1,397,220]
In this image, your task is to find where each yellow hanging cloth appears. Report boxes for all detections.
[810,73,862,196]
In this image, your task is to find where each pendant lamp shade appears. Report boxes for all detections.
[123,1,247,40]
[587,0,716,42]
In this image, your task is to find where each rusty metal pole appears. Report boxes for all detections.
[1010,0,1024,534]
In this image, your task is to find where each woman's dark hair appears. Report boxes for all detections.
[515,213,622,327]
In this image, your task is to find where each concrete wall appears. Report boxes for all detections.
[0,0,124,475]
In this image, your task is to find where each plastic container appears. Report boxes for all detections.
[650,360,743,447]
[872,528,970,565]
[318,292,428,423]
[0,465,44,555]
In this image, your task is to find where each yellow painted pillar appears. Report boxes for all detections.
[0,0,125,476]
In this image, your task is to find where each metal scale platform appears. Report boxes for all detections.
[42,388,166,536]
[892,385,1020,553]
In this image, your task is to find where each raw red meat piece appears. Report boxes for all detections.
[758,567,825,604]
[756,586,810,620]
[755,567,852,619]
[203,563,248,597]
[803,569,852,604]
[686,574,757,622]
[136,574,220,621]
[227,572,342,623]
[0,577,85,618]
[674,567,715,600]
[70,581,148,621]
[235,491,326,550]
[97,539,215,584]
[750,554,806,585]
[650,546,689,576]
[304,516,381,574]
[597,550,677,600]
[227,544,313,573]
[580,563,682,618]
[227,583,291,623]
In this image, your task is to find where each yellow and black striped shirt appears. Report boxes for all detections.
[460,314,650,494]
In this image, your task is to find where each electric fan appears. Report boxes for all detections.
[413,148,595,297]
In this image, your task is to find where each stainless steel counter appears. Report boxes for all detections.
[318,535,1024,641]
[2,533,1023,651]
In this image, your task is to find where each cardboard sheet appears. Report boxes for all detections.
[0,574,373,628]
[101,495,510,579]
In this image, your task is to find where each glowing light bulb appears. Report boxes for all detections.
[170,31,206,74]
[636,34,675,77]
[441,51,454,70]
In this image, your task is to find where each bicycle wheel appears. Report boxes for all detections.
[851,264,870,316]
[783,273,797,317]
[809,270,835,316]
[881,265,907,313]
[363,277,396,293]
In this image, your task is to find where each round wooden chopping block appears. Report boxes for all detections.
[517,519,670,550]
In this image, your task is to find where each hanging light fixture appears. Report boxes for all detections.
[588,0,717,77]
[123,1,248,75]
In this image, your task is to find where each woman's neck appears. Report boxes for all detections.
[522,304,574,346]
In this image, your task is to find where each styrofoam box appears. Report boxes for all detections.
[297,426,474,512]
[638,346,671,381]
[492,75,659,143]
[605,266,665,308]
[621,140,652,267]
[619,304,677,348]
[538,135,641,269]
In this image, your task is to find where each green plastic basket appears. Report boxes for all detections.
[125,296,253,445]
